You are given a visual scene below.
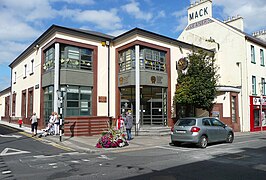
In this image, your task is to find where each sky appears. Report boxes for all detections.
[0,0,266,91]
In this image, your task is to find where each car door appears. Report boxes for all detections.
[210,118,227,141]
[202,118,216,142]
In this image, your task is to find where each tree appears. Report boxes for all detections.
[174,50,219,117]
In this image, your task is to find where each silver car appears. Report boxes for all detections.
[171,117,234,148]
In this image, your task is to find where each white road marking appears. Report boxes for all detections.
[0,148,30,156]
[0,134,22,138]
[82,159,90,162]
[155,146,196,152]
[2,170,11,174]
[48,163,57,166]
[97,155,112,160]
[71,160,80,163]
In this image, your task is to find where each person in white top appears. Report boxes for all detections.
[30,112,38,136]
[53,112,60,135]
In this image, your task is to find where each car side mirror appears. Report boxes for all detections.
[223,124,227,128]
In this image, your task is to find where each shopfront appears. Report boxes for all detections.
[117,44,169,127]
[250,96,266,131]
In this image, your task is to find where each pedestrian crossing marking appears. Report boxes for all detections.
[0,148,30,156]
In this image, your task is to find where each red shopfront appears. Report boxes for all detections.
[250,96,266,131]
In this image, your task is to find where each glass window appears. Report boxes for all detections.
[231,96,236,123]
[210,118,223,126]
[251,45,255,63]
[262,78,265,95]
[176,119,196,126]
[43,86,54,124]
[24,64,27,78]
[65,86,92,116]
[44,47,55,71]
[202,118,211,126]
[61,45,93,71]
[252,76,256,95]
[30,59,34,74]
[260,49,264,66]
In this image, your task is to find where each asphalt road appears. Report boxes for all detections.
[1,124,266,180]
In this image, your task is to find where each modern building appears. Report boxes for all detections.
[0,25,213,135]
[178,0,266,132]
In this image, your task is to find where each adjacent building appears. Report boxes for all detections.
[178,0,266,132]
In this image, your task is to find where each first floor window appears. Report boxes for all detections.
[252,76,256,95]
[63,86,92,116]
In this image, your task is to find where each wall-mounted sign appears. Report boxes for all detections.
[177,57,188,70]
[189,7,208,21]
[119,76,129,85]
[186,18,214,30]
[150,76,163,84]
[98,96,107,103]
[35,84,39,89]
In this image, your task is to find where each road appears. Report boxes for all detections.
[1,124,266,179]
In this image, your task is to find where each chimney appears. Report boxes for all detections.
[224,15,244,32]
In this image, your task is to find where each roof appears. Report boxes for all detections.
[9,25,214,68]
[113,27,214,53]
[9,24,114,68]
[217,19,266,47]
[0,87,11,95]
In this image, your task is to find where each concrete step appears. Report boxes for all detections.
[136,126,171,136]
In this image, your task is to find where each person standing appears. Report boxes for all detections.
[125,111,133,140]
[30,113,38,136]
[53,112,60,135]
[116,115,124,133]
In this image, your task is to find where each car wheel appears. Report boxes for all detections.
[171,141,181,146]
[226,132,234,143]
[197,136,208,148]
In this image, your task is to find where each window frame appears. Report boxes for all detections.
[30,59,34,75]
[260,49,264,66]
[251,45,255,63]
[252,75,256,95]
[23,64,27,79]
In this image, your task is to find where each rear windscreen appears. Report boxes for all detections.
[176,119,196,126]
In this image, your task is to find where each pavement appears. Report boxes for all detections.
[1,120,265,154]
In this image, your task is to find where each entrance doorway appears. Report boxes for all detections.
[120,86,167,126]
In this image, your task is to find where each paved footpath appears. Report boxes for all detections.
[1,120,265,154]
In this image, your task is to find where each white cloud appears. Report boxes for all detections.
[62,8,122,30]
[0,41,29,64]
[50,0,95,5]
[172,8,188,34]
[121,0,153,21]
[213,0,266,33]
[108,29,129,37]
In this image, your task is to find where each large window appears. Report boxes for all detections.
[260,49,264,66]
[251,45,255,63]
[64,86,92,116]
[44,47,55,71]
[44,86,54,124]
[119,47,166,72]
[252,76,256,95]
[60,45,93,70]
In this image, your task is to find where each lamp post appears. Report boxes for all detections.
[259,82,266,132]
[57,90,66,142]
[101,40,110,117]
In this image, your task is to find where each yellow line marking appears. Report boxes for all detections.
[19,132,74,152]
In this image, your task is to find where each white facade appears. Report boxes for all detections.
[178,0,266,132]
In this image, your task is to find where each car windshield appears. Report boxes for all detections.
[176,119,196,126]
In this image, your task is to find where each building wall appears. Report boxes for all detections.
[178,0,266,132]
[0,90,10,119]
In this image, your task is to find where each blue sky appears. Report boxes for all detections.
[0,0,266,91]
